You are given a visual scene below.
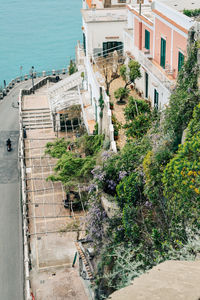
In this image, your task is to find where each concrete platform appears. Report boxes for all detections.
[108,260,200,300]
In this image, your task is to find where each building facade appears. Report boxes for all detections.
[124,0,195,108]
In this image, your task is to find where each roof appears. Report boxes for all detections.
[128,4,154,23]
[81,8,127,23]
[157,0,200,12]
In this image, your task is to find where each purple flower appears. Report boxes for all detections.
[145,201,152,208]
[101,151,112,161]
[107,179,117,191]
[83,184,96,193]
[91,166,106,181]
[119,170,127,180]
[86,202,107,243]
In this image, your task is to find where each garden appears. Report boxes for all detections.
[47,41,200,299]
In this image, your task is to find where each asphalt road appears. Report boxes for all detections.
[0,80,34,300]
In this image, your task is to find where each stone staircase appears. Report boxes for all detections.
[22,108,52,130]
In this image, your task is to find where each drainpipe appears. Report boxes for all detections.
[98,87,103,135]
[139,21,142,50]
[139,0,142,51]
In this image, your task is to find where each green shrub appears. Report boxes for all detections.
[114,87,129,102]
[45,138,69,158]
[124,97,150,121]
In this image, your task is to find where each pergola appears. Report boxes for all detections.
[48,68,84,113]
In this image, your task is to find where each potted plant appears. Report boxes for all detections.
[110,101,114,110]
[114,128,119,140]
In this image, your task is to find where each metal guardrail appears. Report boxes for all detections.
[19,89,32,300]
[0,68,68,99]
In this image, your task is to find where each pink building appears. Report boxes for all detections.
[124,0,195,108]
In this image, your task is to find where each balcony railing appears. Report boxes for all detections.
[124,33,175,91]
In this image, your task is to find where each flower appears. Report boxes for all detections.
[119,170,127,180]
[101,151,113,161]
[107,179,117,191]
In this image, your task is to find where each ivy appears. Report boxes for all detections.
[164,42,200,146]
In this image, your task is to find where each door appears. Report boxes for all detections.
[154,89,159,110]
[160,38,166,69]
[145,72,148,98]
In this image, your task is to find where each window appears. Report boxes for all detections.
[145,30,150,50]
[102,41,123,57]
[178,51,184,71]
[160,38,166,69]
[83,33,86,55]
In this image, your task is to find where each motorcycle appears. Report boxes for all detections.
[6,139,12,152]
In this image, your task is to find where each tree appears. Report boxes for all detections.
[124,97,152,138]
[114,87,129,104]
[120,60,142,89]
[102,59,120,95]
[115,60,142,104]
[68,59,77,75]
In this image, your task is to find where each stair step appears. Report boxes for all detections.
[23,122,52,126]
[25,126,52,130]
[23,118,51,122]
[22,108,50,112]
[22,111,50,116]
[23,121,52,125]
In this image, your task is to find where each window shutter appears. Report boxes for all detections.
[145,30,150,50]
[178,52,184,71]
[160,38,166,68]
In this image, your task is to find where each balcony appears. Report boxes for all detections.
[125,38,175,91]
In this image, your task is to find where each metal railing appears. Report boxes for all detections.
[0,67,68,99]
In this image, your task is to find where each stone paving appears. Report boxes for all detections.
[109,77,144,149]
[22,85,88,299]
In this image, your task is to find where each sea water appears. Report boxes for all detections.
[0,0,82,86]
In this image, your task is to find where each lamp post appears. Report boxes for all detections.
[29,66,35,94]
[20,66,23,81]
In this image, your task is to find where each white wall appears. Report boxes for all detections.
[152,1,194,31]
[86,20,127,58]
[135,67,171,109]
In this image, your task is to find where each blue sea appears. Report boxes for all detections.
[0,0,82,86]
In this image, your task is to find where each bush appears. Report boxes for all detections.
[163,132,200,239]
[164,42,199,146]
[116,172,142,209]
[124,97,152,138]
[45,138,69,158]
[124,97,150,121]
[124,113,152,138]
[114,87,129,103]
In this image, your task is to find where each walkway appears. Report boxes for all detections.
[22,85,88,299]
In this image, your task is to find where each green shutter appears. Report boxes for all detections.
[178,51,184,71]
[145,30,150,50]
[103,42,108,57]
[145,72,148,98]
[83,33,86,55]
[154,89,159,110]
[160,38,166,69]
